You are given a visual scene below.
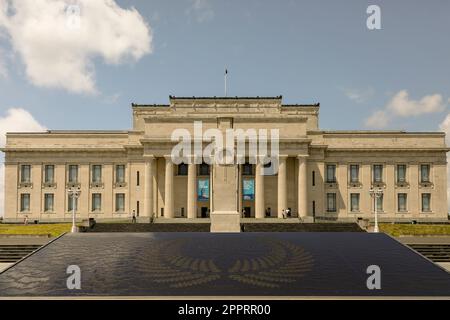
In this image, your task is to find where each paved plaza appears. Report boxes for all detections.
[0,232,449,297]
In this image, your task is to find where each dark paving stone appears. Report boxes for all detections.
[0,233,449,297]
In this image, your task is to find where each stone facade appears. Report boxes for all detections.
[1,96,449,222]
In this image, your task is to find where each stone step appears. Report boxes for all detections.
[407,244,450,262]
[0,245,41,263]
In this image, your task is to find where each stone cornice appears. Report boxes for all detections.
[143,116,308,123]
[5,131,129,138]
[326,147,450,152]
[2,147,126,152]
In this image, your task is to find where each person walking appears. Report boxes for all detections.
[131,210,137,223]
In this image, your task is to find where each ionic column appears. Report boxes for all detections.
[255,162,265,219]
[164,156,174,218]
[187,160,197,219]
[297,155,308,218]
[277,156,287,218]
[144,156,155,218]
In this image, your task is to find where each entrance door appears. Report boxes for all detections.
[201,207,209,218]
[244,206,251,218]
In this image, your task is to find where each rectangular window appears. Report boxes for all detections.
[20,165,31,183]
[136,171,140,186]
[349,165,359,183]
[68,165,78,183]
[92,193,102,212]
[115,165,125,183]
[44,194,54,212]
[421,193,431,212]
[92,165,102,183]
[326,165,336,183]
[242,163,253,176]
[44,165,54,183]
[398,193,407,212]
[397,164,406,183]
[136,201,140,215]
[115,193,125,212]
[350,193,360,212]
[420,164,430,183]
[376,194,383,212]
[68,195,78,212]
[20,194,30,212]
[373,165,383,183]
[199,163,210,176]
[312,171,315,186]
[326,193,336,212]
[178,163,188,176]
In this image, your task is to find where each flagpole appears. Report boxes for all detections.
[224,69,227,97]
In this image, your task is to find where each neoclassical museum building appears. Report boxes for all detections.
[2,96,449,223]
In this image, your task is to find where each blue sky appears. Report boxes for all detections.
[1,0,449,132]
[1,0,450,216]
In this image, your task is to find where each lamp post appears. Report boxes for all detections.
[68,186,81,233]
[369,186,383,233]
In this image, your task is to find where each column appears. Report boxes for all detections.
[255,162,265,218]
[187,161,197,219]
[164,156,174,218]
[297,155,308,218]
[144,156,155,218]
[277,156,287,218]
[238,164,243,215]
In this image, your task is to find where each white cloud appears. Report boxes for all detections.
[187,0,214,23]
[364,110,390,129]
[0,108,47,217]
[439,114,450,211]
[0,0,152,94]
[364,90,447,129]
[102,92,121,104]
[387,90,446,117]
[343,87,374,104]
[0,54,6,78]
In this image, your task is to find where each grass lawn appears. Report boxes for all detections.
[380,223,450,237]
[0,224,73,237]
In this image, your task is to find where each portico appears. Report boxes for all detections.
[138,154,309,220]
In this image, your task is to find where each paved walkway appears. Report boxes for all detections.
[0,263,13,273]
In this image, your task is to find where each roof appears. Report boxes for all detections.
[132,95,319,107]
[169,95,282,100]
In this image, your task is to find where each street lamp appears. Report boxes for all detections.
[68,186,81,233]
[369,186,383,233]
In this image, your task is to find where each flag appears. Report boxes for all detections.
[225,69,228,75]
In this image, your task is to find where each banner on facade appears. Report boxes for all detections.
[197,178,209,201]
[242,178,255,201]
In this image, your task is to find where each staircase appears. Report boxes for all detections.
[407,244,450,262]
[0,245,41,263]
[242,223,365,232]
